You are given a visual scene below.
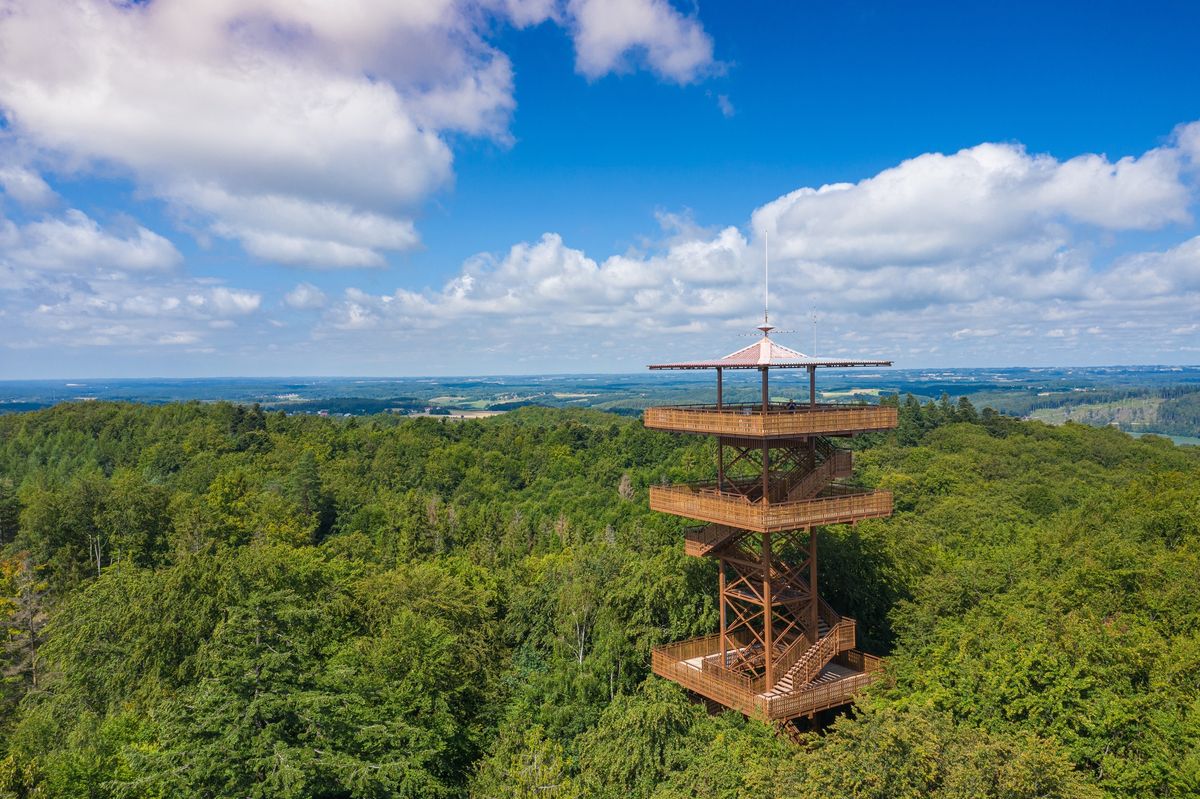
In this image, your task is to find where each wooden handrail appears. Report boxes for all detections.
[762,672,874,719]
[701,657,758,692]
[650,484,893,532]
[652,402,879,414]
[766,630,815,687]
[652,633,881,721]
[780,619,851,690]
[643,404,898,438]
[786,450,851,501]
[683,523,742,557]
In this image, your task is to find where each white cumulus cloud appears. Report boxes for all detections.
[284,282,328,310]
[0,0,719,269]
[5,209,180,273]
[318,125,1200,369]
[0,165,56,207]
[568,0,716,83]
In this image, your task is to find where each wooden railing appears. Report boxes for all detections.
[701,655,759,693]
[766,630,816,688]
[781,618,854,690]
[650,484,893,532]
[786,449,852,501]
[652,633,882,721]
[650,635,763,717]
[644,403,898,438]
[761,669,875,719]
[818,596,842,629]
[683,523,742,557]
[840,649,883,674]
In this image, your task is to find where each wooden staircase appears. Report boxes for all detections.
[761,617,853,698]
[684,439,853,558]
[786,448,852,501]
[684,523,743,557]
[663,433,879,718]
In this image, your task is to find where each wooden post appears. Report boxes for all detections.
[808,365,816,407]
[761,367,770,502]
[716,368,725,494]
[717,439,725,493]
[719,560,728,667]
[762,441,770,504]
[763,532,774,687]
[809,526,819,643]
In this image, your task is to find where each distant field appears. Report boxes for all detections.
[1025,392,1200,441]
[2,365,1199,436]
[1027,396,1163,427]
[823,388,885,398]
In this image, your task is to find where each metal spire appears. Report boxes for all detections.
[758,231,774,336]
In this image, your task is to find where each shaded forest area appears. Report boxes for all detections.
[0,398,1197,798]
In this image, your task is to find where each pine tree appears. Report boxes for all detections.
[956,395,979,423]
[287,450,322,517]
[0,479,18,546]
[2,553,48,692]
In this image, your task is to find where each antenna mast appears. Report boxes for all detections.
[763,231,769,328]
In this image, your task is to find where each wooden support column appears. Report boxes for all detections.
[761,443,770,503]
[763,532,774,687]
[718,560,728,667]
[809,526,819,643]
[761,367,770,502]
[716,368,725,493]
[717,439,725,493]
[808,365,816,407]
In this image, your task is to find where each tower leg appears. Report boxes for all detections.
[719,559,728,666]
[717,440,725,492]
[763,532,773,687]
[809,526,819,642]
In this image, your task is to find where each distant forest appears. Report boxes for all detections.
[1158,390,1200,436]
[0,398,1197,798]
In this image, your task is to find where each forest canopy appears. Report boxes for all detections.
[0,398,1196,798]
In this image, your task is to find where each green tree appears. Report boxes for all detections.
[288,449,322,517]
[774,705,1102,799]
[471,726,582,799]
[98,468,170,568]
[0,478,19,546]
[574,680,704,799]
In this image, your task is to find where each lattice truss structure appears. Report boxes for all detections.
[644,326,899,722]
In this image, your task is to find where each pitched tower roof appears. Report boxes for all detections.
[648,325,891,370]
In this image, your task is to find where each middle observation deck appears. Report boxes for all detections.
[644,402,898,439]
[650,482,893,532]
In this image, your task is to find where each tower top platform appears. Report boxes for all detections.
[648,328,890,371]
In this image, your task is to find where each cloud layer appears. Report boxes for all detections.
[0,3,1196,375]
[317,124,1200,369]
[0,0,716,269]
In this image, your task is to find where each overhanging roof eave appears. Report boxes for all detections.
[648,360,893,370]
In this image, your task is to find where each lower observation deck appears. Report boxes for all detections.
[650,482,892,533]
[651,634,882,721]
[644,403,898,439]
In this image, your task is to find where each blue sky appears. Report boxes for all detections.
[1,0,1198,378]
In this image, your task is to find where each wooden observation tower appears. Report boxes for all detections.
[645,320,897,723]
